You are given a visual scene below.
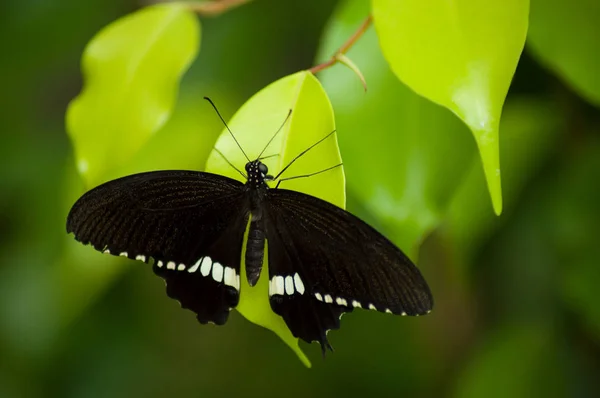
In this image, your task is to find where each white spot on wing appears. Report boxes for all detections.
[157,260,164,268]
[368,304,376,310]
[293,273,304,295]
[385,308,392,314]
[224,267,237,289]
[285,276,294,295]
[200,257,212,276]
[103,249,111,254]
[167,261,176,270]
[336,297,348,306]
[177,263,186,271]
[401,311,407,316]
[275,276,285,295]
[188,258,201,273]
[135,254,146,262]
[351,300,361,308]
[315,293,323,301]
[324,294,333,303]
[119,252,128,257]
[212,262,224,282]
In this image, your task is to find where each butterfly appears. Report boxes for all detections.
[66,98,433,355]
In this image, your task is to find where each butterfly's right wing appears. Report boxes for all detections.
[263,188,433,352]
[67,170,250,325]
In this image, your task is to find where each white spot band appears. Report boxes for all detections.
[269,273,307,297]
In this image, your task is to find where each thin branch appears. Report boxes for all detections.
[339,15,373,54]
[185,0,252,16]
[308,15,372,77]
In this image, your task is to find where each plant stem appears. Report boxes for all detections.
[309,15,373,75]
[187,0,252,16]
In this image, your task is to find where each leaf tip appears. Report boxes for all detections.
[471,124,503,216]
[335,53,368,92]
[491,180,503,216]
[483,159,503,216]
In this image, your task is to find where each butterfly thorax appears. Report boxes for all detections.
[245,160,272,216]
[244,160,270,190]
[244,160,271,286]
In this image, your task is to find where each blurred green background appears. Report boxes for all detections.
[2,0,600,397]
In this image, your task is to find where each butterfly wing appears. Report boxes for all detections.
[67,170,249,325]
[263,188,433,352]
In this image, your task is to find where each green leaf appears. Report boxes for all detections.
[527,0,600,107]
[118,88,226,175]
[58,88,230,330]
[317,0,473,258]
[454,326,564,398]
[371,0,530,215]
[549,140,600,340]
[563,256,600,341]
[444,98,562,264]
[205,71,343,367]
[66,4,200,187]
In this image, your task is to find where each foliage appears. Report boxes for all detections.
[1,0,599,396]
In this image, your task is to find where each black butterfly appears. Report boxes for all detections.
[66,98,433,355]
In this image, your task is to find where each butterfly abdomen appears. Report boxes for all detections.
[245,219,265,286]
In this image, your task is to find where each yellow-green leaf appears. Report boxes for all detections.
[66,4,200,187]
[317,0,473,259]
[528,0,600,107]
[205,71,344,367]
[371,0,530,215]
[58,89,229,330]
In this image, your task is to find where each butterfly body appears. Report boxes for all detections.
[244,160,270,286]
[67,157,433,353]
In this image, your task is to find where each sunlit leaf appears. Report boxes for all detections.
[58,87,232,330]
[527,0,600,107]
[118,88,227,176]
[371,0,530,215]
[317,0,473,258]
[66,4,200,187]
[205,71,343,367]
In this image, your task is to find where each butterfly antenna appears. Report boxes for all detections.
[214,148,247,179]
[204,97,250,162]
[275,163,342,188]
[257,109,292,159]
[258,153,280,161]
[273,129,337,181]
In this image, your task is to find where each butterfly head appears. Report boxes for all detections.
[245,160,273,189]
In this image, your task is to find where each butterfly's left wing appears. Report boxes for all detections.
[67,170,249,325]
[263,188,433,352]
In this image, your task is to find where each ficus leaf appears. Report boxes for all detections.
[528,0,600,107]
[66,4,200,187]
[205,71,344,367]
[317,0,473,259]
[371,0,530,215]
[58,88,229,330]
[455,326,562,398]
[549,141,600,340]
[444,98,562,265]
